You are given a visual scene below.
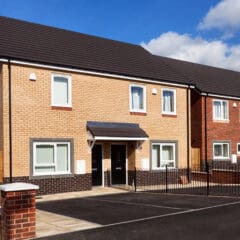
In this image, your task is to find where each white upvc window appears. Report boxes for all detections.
[151,143,176,170]
[51,74,72,107]
[162,89,176,115]
[33,142,71,176]
[213,99,228,120]
[129,84,146,112]
[237,143,240,155]
[213,142,230,160]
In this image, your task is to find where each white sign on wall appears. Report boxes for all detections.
[76,160,86,174]
[232,154,237,164]
[141,158,149,171]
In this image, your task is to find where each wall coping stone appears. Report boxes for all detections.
[0,182,39,192]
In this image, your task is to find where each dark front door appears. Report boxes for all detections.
[92,145,102,186]
[111,145,126,185]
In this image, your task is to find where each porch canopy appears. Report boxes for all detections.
[87,121,149,141]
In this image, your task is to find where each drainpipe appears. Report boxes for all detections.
[8,60,12,183]
[204,95,208,166]
[186,87,190,181]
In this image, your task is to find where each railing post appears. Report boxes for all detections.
[165,165,168,194]
[134,167,137,192]
[206,161,210,196]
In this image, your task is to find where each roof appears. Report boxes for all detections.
[0,16,188,85]
[1,16,240,98]
[158,55,240,98]
[87,121,148,140]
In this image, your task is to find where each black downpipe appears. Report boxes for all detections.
[8,60,13,183]
[186,87,190,181]
[204,95,208,165]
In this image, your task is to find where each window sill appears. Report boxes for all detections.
[162,114,177,118]
[130,112,147,116]
[213,158,231,161]
[51,106,72,111]
[213,119,229,123]
[30,173,74,180]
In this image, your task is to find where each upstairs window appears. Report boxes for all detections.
[213,99,228,120]
[162,89,176,114]
[51,74,72,107]
[130,84,146,112]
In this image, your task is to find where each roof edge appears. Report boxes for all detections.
[0,58,191,88]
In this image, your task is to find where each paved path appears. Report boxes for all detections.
[35,187,127,238]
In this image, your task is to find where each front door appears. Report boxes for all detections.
[111,145,126,185]
[92,145,102,186]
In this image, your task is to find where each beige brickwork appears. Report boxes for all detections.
[1,63,188,178]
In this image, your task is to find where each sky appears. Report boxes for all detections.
[1,0,240,71]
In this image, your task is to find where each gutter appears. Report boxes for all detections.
[0,58,193,89]
[7,60,13,183]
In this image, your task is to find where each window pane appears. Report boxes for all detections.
[162,145,174,161]
[214,144,222,157]
[131,86,143,110]
[163,91,174,113]
[35,166,55,173]
[222,144,229,157]
[238,144,240,153]
[36,145,54,164]
[152,145,160,168]
[57,144,69,172]
[53,77,69,105]
[222,101,228,119]
[214,101,221,119]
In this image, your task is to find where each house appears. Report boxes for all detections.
[0,17,192,194]
[160,56,240,168]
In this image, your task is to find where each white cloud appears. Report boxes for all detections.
[141,31,240,71]
[198,0,240,37]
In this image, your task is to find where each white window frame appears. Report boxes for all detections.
[213,99,229,121]
[33,142,71,176]
[129,84,146,113]
[151,143,176,170]
[237,143,240,155]
[161,88,176,115]
[213,142,230,160]
[51,74,72,107]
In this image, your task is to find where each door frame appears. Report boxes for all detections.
[110,143,128,185]
[92,143,104,187]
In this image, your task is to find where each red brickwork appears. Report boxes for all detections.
[1,189,37,240]
[191,90,240,161]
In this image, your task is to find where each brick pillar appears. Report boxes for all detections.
[0,183,39,240]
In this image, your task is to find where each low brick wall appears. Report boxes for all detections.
[3,174,92,195]
[0,183,38,240]
[136,169,189,186]
[192,170,240,184]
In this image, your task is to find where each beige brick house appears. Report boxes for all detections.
[0,17,193,194]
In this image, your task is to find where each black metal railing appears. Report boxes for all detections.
[133,161,240,197]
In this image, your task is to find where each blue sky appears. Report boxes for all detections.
[1,0,240,70]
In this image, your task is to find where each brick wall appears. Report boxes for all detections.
[3,174,91,195]
[191,90,240,162]
[0,63,189,193]
[1,189,37,239]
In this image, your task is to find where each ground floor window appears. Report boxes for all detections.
[213,142,230,160]
[32,141,71,176]
[151,142,176,169]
